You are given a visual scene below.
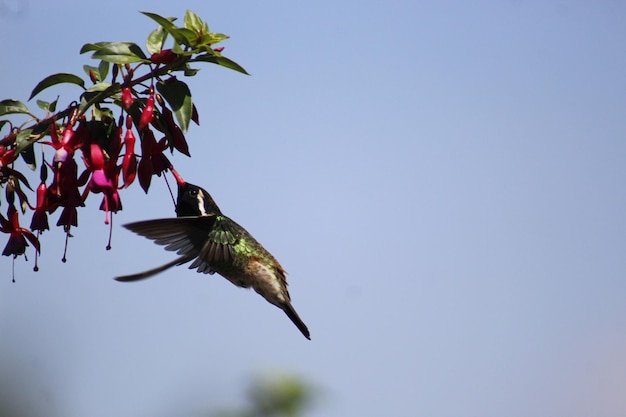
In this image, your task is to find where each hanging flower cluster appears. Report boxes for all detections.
[0,10,247,277]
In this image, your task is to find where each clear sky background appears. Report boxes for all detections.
[1,1,625,416]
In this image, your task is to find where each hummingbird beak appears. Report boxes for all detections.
[169,165,186,187]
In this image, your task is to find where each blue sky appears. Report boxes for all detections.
[1,1,626,416]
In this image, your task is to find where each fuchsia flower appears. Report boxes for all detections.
[121,115,138,188]
[149,49,178,65]
[0,145,31,189]
[121,87,134,109]
[0,146,17,173]
[160,106,190,157]
[80,124,125,250]
[82,142,122,225]
[46,149,84,224]
[139,87,155,130]
[45,120,84,214]
[43,119,86,261]
[29,173,50,271]
[30,182,50,233]
[51,124,80,166]
[47,155,82,262]
[0,205,40,258]
[137,128,171,193]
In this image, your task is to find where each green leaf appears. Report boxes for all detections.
[36,100,50,111]
[85,82,112,93]
[146,25,168,55]
[78,83,121,114]
[184,66,200,77]
[141,12,183,43]
[203,32,229,45]
[35,98,58,113]
[83,64,101,81]
[171,27,198,47]
[216,56,248,74]
[91,42,149,64]
[29,73,85,101]
[0,100,31,116]
[80,42,109,54]
[31,119,53,137]
[98,60,110,80]
[172,42,185,55]
[19,143,36,170]
[156,78,193,133]
[0,120,8,132]
[141,11,178,32]
[92,106,114,121]
[184,10,208,34]
[194,54,249,75]
[141,12,197,47]
[48,97,58,113]
[14,128,34,154]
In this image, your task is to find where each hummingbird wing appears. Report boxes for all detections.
[115,255,192,281]
[188,215,239,273]
[114,216,217,281]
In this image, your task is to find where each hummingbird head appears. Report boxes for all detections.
[176,182,222,217]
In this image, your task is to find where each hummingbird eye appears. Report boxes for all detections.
[189,189,198,197]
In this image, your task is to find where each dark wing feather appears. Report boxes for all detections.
[115,254,193,281]
[115,216,219,280]
[119,215,240,277]
[186,216,239,274]
[123,216,217,259]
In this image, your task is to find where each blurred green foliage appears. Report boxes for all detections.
[213,375,315,417]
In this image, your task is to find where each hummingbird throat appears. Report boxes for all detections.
[196,191,210,216]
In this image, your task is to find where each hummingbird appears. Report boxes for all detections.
[115,170,310,340]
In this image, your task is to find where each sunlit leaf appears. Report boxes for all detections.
[184,10,208,34]
[194,54,249,75]
[171,28,197,46]
[172,42,185,55]
[91,42,149,64]
[146,25,168,55]
[141,11,177,32]
[85,82,112,93]
[141,12,201,48]
[203,32,229,45]
[141,12,184,43]
[0,100,31,116]
[80,42,108,54]
[37,97,59,113]
[98,60,110,81]
[29,73,85,100]
[36,100,50,111]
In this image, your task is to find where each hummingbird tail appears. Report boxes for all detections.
[115,255,193,282]
[282,303,311,340]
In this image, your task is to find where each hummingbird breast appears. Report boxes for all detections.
[213,259,290,307]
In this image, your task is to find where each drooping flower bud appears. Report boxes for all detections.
[139,87,155,131]
[122,87,134,109]
[150,49,178,65]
